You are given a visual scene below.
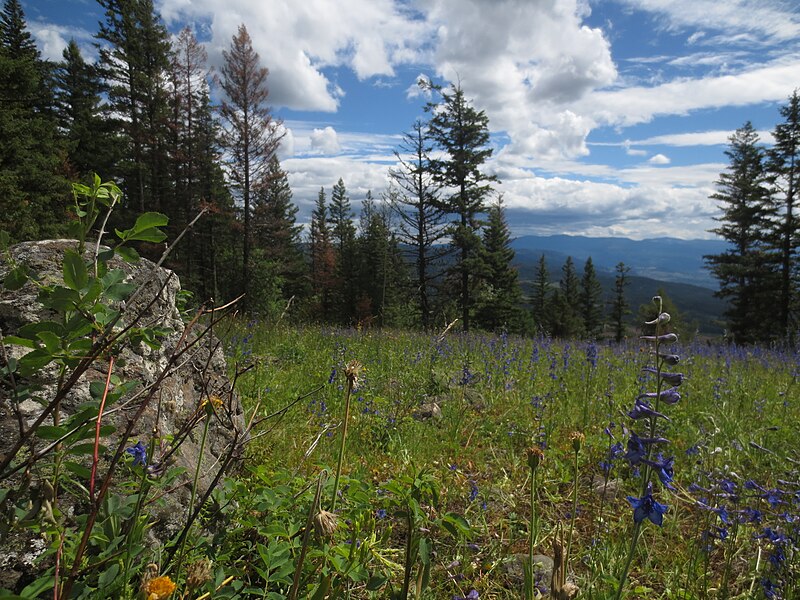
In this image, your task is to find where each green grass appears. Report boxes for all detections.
[218,321,799,599]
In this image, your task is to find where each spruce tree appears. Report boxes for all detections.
[426,82,496,331]
[475,197,523,332]
[552,256,583,337]
[705,122,776,343]
[580,257,604,338]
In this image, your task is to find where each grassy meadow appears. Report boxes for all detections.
[212,320,799,599]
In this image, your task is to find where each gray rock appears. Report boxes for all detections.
[0,240,246,591]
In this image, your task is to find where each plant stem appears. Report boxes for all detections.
[330,377,354,512]
[566,446,580,564]
[614,521,642,600]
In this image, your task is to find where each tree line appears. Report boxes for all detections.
[0,0,677,339]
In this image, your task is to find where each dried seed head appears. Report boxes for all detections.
[569,431,585,453]
[186,557,213,590]
[526,446,544,471]
[314,509,338,537]
[345,360,364,387]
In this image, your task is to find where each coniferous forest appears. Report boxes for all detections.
[2,0,800,342]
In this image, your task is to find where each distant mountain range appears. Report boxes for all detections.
[510,235,729,334]
[511,234,727,289]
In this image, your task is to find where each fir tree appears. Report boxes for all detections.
[766,90,800,342]
[252,155,307,304]
[705,122,776,343]
[426,82,496,331]
[475,197,523,332]
[552,256,583,337]
[309,188,336,321]
[328,178,358,323]
[610,262,630,343]
[96,0,172,215]
[580,257,604,338]
[54,39,116,181]
[388,119,447,329]
[531,254,551,333]
[0,0,67,241]
[218,24,283,307]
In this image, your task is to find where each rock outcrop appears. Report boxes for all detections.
[0,240,246,592]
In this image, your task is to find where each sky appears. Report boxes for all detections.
[22,0,800,240]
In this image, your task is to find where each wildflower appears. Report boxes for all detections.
[453,590,479,600]
[642,455,675,489]
[143,575,176,600]
[468,480,479,502]
[627,399,669,421]
[644,312,671,326]
[625,432,669,466]
[636,387,681,405]
[375,508,387,519]
[642,367,685,386]
[126,441,147,467]
[626,487,668,526]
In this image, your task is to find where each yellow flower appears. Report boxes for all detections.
[144,575,176,600]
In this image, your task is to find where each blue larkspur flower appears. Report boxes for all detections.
[643,455,675,489]
[628,399,670,421]
[126,441,147,467]
[627,488,668,526]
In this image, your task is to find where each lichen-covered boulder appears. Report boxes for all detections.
[0,239,246,592]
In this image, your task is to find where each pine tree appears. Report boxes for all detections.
[218,24,283,308]
[96,0,172,215]
[766,90,800,342]
[54,39,116,181]
[426,82,496,331]
[610,262,630,343]
[705,122,776,343]
[531,254,550,333]
[580,257,604,338]
[0,0,67,241]
[475,197,523,332]
[388,119,447,329]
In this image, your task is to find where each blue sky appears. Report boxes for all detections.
[23,0,800,240]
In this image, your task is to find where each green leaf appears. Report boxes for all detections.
[115,212,168,243]
[3,265,28,290]
[35,425,68,440]
[0,230,9,251]
[40,286,81,311]
[67,443,104,456]
[36,331,61,354]
[97,563,120,589]
[105,282,136,302]
[64,461,92,479]
[440,512,471,537]
[2,336,36,349]
[115,245,139,263]
[18,321,65,339]
[63,249,88,291]
[19,574,54,598]
[17,349,54,375]
[366,574,388,591]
